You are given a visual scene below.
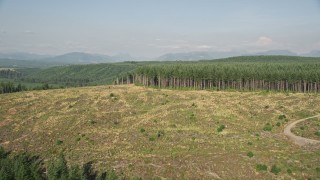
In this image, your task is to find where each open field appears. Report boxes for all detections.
[0,85,320,179]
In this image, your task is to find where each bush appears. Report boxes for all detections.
[270,165,281,175]
[109,93,115,97]
[56,140,63,145]
[217,125,226,132]
[89,120,97,124]
[287,168,292,174]
[189,113,196,120]
[140,128,145,133]
[256,164,267,171]
[247,151,254,158]
[263,123,273,131]
[276,122,281,127]
[315,131,320,137]
[278,114,286,120]
[149,136,156,141]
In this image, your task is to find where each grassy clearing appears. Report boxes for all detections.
[0,85,320,179]
[291,118,320,141]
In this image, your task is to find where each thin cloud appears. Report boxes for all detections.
[196,45,212,49]
[24,30,35,34]
[257,36,273,46]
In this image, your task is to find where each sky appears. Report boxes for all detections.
[0,0,320,57]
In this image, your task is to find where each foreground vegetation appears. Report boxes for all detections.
[0,146,119,179]
[0,85,320,179]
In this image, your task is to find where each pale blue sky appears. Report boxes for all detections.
[0,0,320,57]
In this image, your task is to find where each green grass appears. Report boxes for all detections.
[0,85,320,178]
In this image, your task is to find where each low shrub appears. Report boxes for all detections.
[217,125,226,132]
[256,164,267,171]
[140,128,145,133]
[263,123,273,131]
[56,140,63,145]
[278,114,286,120]
[247,151,254,158]
[271,165,281,175]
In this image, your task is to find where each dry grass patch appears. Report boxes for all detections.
[0,85,320,179]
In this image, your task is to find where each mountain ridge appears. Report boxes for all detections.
[0,49,319,64]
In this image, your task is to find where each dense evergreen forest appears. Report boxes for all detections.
[115,56,320,93]
[2,56,320,92]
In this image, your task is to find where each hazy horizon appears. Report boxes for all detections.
[0,0,320,58]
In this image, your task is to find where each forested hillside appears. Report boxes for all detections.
[116,56,320,93]
[2,56,320,90]
[0,69,22,79]
[22,62,140,86]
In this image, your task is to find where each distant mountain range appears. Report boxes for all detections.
[43,52,137,64]
[253,50,297,56]
[0,52,52,60]
[156,51,245,61]
[301,50,320,57]
[0,50,319,66]
[155,50,320,61]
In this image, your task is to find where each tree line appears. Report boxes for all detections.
[114,56,320,93]
[0,82,27,94]
[0,82,60,94]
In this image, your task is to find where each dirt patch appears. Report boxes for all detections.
[7,108,17,115]
[0,119,10,127]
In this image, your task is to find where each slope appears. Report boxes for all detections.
[0,85,319,179]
